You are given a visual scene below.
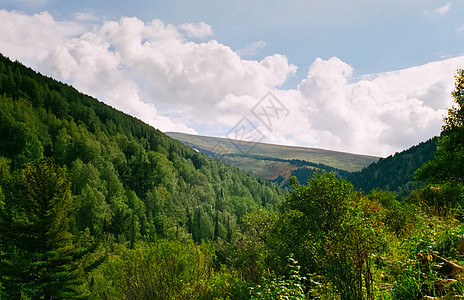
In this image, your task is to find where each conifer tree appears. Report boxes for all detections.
[0,159,85,298]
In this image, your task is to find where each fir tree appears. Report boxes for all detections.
[0,159,85,298]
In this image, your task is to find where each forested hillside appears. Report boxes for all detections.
[0,54,284,298]
[349,137,438,197]
[2,54,464,299]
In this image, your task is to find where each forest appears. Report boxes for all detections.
[1,53,464,299]
[349,137,439,198]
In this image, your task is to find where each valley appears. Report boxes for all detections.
[0,53,463,299]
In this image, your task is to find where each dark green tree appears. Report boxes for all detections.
[0,159,85,298]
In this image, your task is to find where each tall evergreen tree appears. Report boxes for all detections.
[0,159,85,298]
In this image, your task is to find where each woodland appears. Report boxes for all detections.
[1,53,464,299]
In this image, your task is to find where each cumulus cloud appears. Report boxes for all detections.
[0,10,85,67]
[239,56,460,156]
[287,57,460,155]
[0,9,462,156]
[178,22,213,39]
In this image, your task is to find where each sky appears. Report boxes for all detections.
[1,0,464,157]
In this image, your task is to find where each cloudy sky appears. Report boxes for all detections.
[1,0,463,156]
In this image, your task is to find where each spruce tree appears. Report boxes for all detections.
[0,159,85,298]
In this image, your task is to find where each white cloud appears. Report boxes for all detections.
[236,41,267,57]
[0,10,85,67]
[287,56,460,155]
[0,10,462,156]
[436,2,452,15]
[0,10,197,134]
[178,22,213,39]
[424,2,452,15]
[73,11,99,22]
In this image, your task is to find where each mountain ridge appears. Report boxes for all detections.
[166,131,379,172]
[167,132,439,193]
[166,131,379,187]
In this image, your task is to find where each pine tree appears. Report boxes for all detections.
[0,159,85,298]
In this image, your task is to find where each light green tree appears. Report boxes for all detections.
[285,172,382,299]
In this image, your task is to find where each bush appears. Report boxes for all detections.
[249,255,306,300]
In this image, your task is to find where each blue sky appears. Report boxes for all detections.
[5,0,463,78]
[1,0,463,156]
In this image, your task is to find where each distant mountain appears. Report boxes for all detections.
[166,132,379,187]
[348,137,438,196]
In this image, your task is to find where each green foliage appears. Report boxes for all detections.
[387,217,464,299]
[99,240,215,299]
[0,52,285,245]
[207,267,250,299]
[281,174,373,298]
[0,54,286,298]
[287,172,353,235]
[249,255,306,300]
[0,281,4,299]
[369,189,418,237]
[222,210,279,282]
[0,159,86,298]
[408,183,464,217]
[3,54,464,300]
[392,264,422,300]
[350,137,438,196]
[444,69,464,133]
[229,195,260,223]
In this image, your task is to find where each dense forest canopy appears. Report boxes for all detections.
[349,137,439,197]
[0,54,284,298]
[1,54,464,299]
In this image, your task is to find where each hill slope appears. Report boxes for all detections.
[348,137,438,196]
[167,131,379,186]
[0,53,285,243]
